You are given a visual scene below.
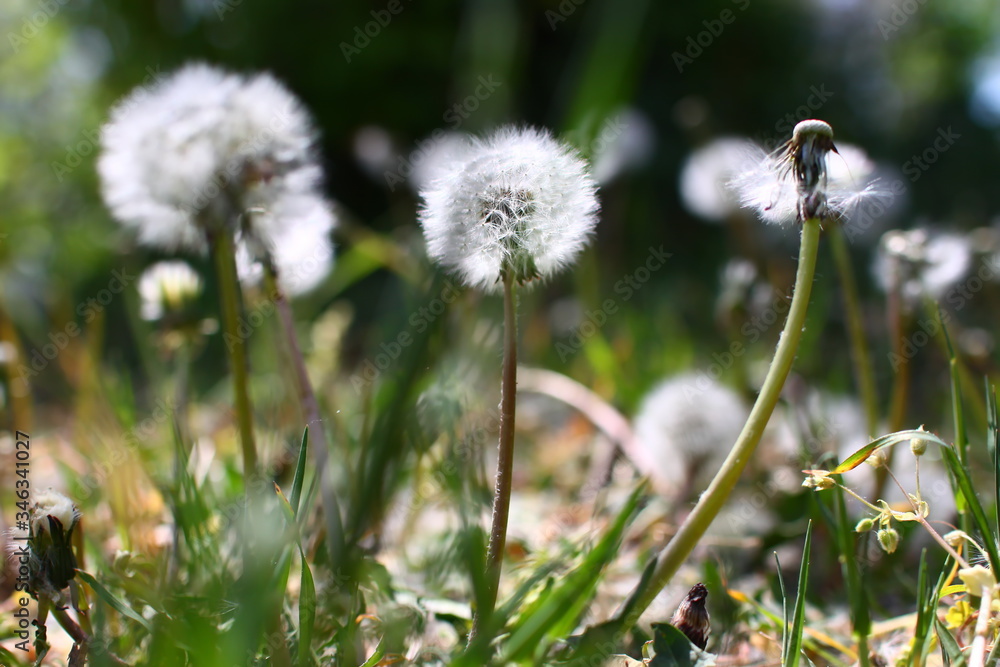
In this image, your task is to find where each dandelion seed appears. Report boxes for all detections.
[418,126,600,292]
[99,63,336,291]
[633,373,749,497]
[730,119,891,226]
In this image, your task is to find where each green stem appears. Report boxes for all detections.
[611,217,822,629]
[829,225,878,436]
[472,272,518,641]
[212,233,258,482]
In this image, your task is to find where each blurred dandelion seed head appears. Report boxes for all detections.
[874,227,971,306]
[99,63,336,295]
[31,489,80,536]
[633,373,749,496]
[418,126,600,292]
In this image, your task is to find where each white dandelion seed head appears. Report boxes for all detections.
[418,126,600,293]
[679,137,756,222]
[407,131,477,193]
[99,63,331,255]
[874,227,971,305]
[138,260,203,321]
[729,123,892,228]
[235,193,335,296]
[31,489,80,535]
[633,372,749,496]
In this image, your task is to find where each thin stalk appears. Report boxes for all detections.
[472,272,518,640]
[829,225,878,436]
[212,232,258,481]
[610,217,822,629]
[262,266,347,568]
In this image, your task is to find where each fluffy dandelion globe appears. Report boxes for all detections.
[873,227,971,306]
[418,126,600,292]
[98,63,336,292]
[633,373,749,497]
[138,260,203,322]
[679,137,754,222]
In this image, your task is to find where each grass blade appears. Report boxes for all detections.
[785,521,813,667]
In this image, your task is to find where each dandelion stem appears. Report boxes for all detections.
[610,216,822,629]
[262,265,347,567]
[474,271,519,640]
[212,232,258,482]
[829,225,879,436]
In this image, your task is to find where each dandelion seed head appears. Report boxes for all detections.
[679,137,756,222]
[633,373,749,496]
[874,228,971,305]
[99,63,332,258]
[418,126,600,292]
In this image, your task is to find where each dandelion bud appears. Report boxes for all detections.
[29,490,81,597]
[877,527,899,554]
[139,261,203,322]
[855,517,875,533]
[910,438,928,457]
[418,126,600,292]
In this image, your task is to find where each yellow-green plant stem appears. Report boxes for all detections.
[472,272,518,641]
[829,225,878,436]
[212,233,258,482]
[611,217,822,629]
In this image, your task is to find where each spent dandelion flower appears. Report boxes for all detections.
[730,120,890,226]
[418,125,599,292]
[28,489,81,600]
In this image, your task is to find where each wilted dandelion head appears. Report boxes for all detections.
[633,372,748,495]
[27,489,81,598]
[873,227,971,306]
[418,126,600,293]
[98,63,335,268]
[730,119,890,227]
[139,260,203,321]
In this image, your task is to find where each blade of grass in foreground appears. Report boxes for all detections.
[783,521,813,667]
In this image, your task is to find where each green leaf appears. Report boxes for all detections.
[832,429,949,474]
[297,549,317,667]
[500,482,647,662]
[940,445,1000,572]
[935,617,967,666]
[785,521,813,667]
[291,427,310,518]
[75,569,153,632]
[646,623,694,666]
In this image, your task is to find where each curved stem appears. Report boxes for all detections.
[212,233,258,483]
[472,272,518,640]
[610,217,822,629]
[828,225,878,436]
